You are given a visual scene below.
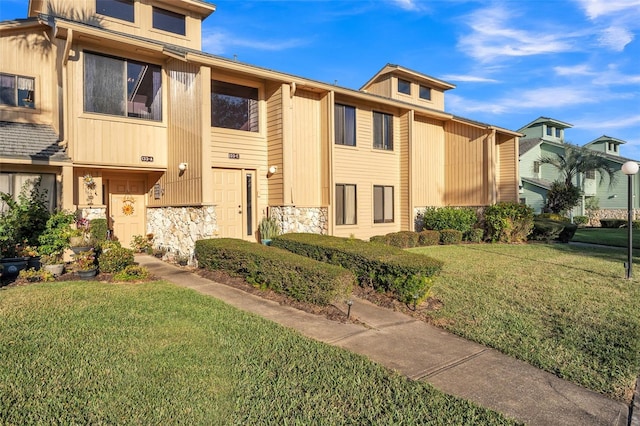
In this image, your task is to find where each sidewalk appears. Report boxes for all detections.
[136,254,630,426]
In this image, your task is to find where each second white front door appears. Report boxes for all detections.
[212,168,256,241]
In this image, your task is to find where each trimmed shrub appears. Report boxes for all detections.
[600,219,625,228]
[89,219,108,242]
[538,212,571,222]
[484,202,534,243]
[422,206,478,233]
[464,228,484,243]
[113,265,151,282]
[98,246,135,273]
[573,215,588,226]
[370,231,419,249]
[417,230,440,246]
[271,233,443,304]
[195,238,354,306]
[530,218,577,243]
[440,229,463,245]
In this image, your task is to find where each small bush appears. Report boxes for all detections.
[370,231,419,249]
[422,206,478,233]
[131,234,153,253]
[113,265,151,282]
[89,219,108,242]
[98,246,135,273]
[600,219,625,228]
[485,202,534,243]
[573,216,588,226]
[440,229,463,245]
[18,267,55,283]
[417,230,440,246]
[464,228,484,243]
[530,218,577,243]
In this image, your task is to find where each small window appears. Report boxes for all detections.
[419,85,431,101]
[373,185,394,223]
[152,6,186,36]
[335,104,356,146]
[519,197,526,205]
[373,111,393,150]
[533,161,540,174]
[336,184,356,225]
[0,73,35,108]
[555,128,561,138]
[96,0,134,22]
[585,170,596,179]
[211,80,259,132]
[397,79,411,95]
[546,126,553,136]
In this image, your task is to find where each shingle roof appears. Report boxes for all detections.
[0,121,69,161]
[521,177,552,190]
[519,138,542,155]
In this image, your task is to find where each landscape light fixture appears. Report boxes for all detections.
[621,161,639,279]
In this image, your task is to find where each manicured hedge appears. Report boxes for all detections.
[370,231,419,249]
[271,233,443,304]
[418,230,440,246]
[600,219,625,228]
[529,218,577,243]
[439,229,463,245]
[194,238,354,306]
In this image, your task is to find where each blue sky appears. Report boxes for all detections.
[2,0,639,158]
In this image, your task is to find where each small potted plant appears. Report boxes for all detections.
[258,216,280,245]
[20,244,41,270]
[38,210,75,277]
[41,252,65,277]
[70,217,92,253]
[73,248,97,279]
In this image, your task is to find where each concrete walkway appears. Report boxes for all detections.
[136,255,630,426]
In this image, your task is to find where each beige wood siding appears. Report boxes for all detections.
[266,82,284,206]
[364,75,391,98]
[399,111,410,230]
[393,76,445,110]
[69,48,168,167]
[288,89,322,206]
[149,60,202,206]
[444,121,488,206]
[0,26,57,128]
[332,103,401,240]
[497,134,519,202]
[412,115,446,206]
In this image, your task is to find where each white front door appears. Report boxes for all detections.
[212,169,256,241]
[109,179,146,249]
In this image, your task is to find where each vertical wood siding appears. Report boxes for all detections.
[412,115,446,206]
[266,82,284,206]
[399,111,410,230]
[444,121,488,206]
[497,134,518,202]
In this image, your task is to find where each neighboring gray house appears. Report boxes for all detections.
[518,117,639,223]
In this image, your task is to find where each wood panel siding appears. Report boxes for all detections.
[496,134,518,202]
[399,111,410,230]
[0,26,57,127]
[393,76,445,111]
[444,121,488,206]
[289,89,322,206]
[363,74,391,98]
[266,82,284,206]
[412,115,446,206]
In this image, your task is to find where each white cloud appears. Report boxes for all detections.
[573,114,640,130]
[575,0,640,19]
[440,74,499,83]
[554,64,594,76]
[202,30,309,55]
[598,26,634,51]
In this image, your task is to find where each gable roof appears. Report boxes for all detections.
[584,135,627,147]
[0,121,69,161]
[521,177,552,190]
[360,63,456,92]
[519,138,542,155]
[517,116,573,133]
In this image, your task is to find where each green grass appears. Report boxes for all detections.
[573,227,640,248]
[0,281,515,425]
[409,243,640,401]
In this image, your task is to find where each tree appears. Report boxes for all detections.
[539,144,617,213]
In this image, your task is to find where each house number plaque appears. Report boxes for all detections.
[228,153,240,159]
[141,156,154,162]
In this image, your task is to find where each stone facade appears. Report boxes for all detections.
[269,206,328,235]
[146,206,217,261]
[587,209,638,227]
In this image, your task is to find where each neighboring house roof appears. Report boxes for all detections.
[517,116,573,133]
[0,121,69,161]
[519,138,542,155]
[584,135,627,147]
[521,177,552,190]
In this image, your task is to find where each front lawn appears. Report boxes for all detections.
[0,281,514,425]
[573,227,640,248]
[409,243,640,401]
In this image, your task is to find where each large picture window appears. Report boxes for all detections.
[96,0,134,22]
[0,73,35,108]
[84,52,162,121]
[373,111,393,150]
[373,185,394,223]
[335,184,356,225]
[335,104,356,146]
[0,173,56,213]
[211,80,259,132]
[152,6,185,36]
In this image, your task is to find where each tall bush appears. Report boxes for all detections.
[484,202,534,243]
[422,207,478,234]
[38,210,75,261]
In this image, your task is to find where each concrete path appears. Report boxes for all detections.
[136,255,630,426]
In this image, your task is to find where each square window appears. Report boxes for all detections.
[373,185,394,223]
[211,80,259,132]
[0,73,35,109]
[419,85,431,100]
[335,104,356,146]
[373,111,393,150]
[96,0,134,22]
[397,78,411,95]
[152,6,186,36]
[336,184,356,225]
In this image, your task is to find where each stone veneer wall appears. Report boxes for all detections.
[146,206,217,260]
[269,206,328,235]
[587,209,639,227]
[79,207,106,221]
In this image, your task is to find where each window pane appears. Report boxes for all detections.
[384,114,393,150]
[345,185,356,225]
[335,104,355,146]
[373,112,393,150]
[127,61,162,120]
[0,74,16,106]
[419,85,431,100]
[0,173,11,213]
[17,76,34,108]
[373,186,383,223]
[335,104,345,144]
[246,174,253,236]
[335,184,345,225]
[398,79,411,95]
[153,7,186,35]
[96,0,134,22]
[384,186,394,222]
[84,52,125,116]
[555,128,561,138]
[373,112,382,149]
[211,80,259,132]
[546,126,552,136]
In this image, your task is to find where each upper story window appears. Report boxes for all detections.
[585,170,596,179]
[335,104,356,146]
[533,161,540,174]
[419,85,431,101]
[555,128,561,138]
[0,73,35,109]
[336,184,357,225]
[211,80,259,132]
[84,51,162,121]
[373,185,394,223]
[546,126,553,136]
[608,142,618,153]
[152,7,186,36]
[373,111,393,151]
[397,79,411,95]
[96,0,134,22]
